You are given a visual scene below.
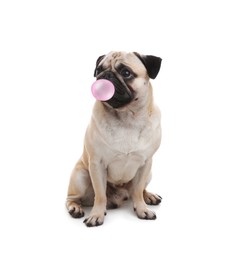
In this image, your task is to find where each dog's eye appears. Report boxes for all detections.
[120,68,132,79]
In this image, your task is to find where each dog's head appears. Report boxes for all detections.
[94,51,162,109]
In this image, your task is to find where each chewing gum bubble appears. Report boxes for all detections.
[91,79,115,101]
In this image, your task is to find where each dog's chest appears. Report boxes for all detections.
[101,120,160,185]
[107,152,145,184]
[104,121,151,154]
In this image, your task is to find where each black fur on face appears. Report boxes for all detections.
[93,55,105,77]
[97,71,134,109]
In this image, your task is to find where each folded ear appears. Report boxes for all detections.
[134,52,162,79]
[94,55,105,77]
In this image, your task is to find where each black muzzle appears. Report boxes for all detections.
[98,71,134,108]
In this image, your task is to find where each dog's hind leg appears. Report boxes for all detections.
[66,159,94,218]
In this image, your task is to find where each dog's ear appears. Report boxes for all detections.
[94,55,105,77]
[134,52,162,79]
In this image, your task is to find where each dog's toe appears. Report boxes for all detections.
[83,209,106,227]
[135,207,157,220]
[67,202,84,218]
[143,191,162,205]
[84,217,103,227]
[69,208,84,218]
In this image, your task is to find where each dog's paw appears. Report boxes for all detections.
[143,191,162,205]
[67,202,85,218]
[83,209,106,227]
[134,207,156,220]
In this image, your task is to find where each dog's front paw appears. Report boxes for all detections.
[143,190,162,205]
[134,206,156,220]
[83,209,106,227]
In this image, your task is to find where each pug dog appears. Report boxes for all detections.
[66,51,162,227]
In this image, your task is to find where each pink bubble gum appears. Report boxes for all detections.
[91,79,115,101]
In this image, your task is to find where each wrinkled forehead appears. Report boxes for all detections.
[100,51,145,72]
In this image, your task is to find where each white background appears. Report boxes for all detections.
[0,0,245,259]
